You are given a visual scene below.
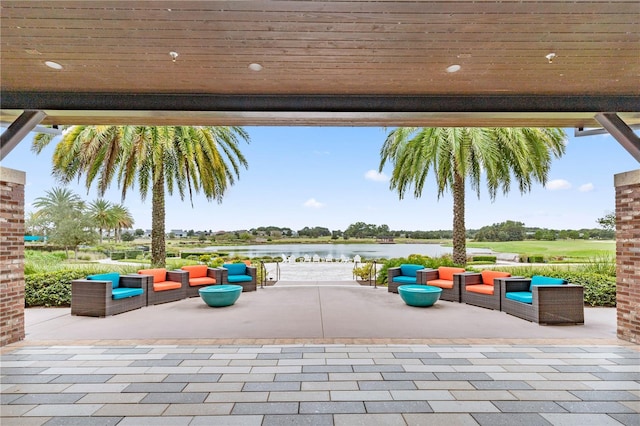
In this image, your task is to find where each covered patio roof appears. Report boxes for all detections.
[1,1,638,129]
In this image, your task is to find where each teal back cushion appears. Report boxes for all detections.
[530,275,566,291]
[87,272,120,289]
[223,263,246,276]
[400,264,424,278]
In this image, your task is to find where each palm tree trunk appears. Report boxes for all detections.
[151,169,166,268]
[452,171,467,265]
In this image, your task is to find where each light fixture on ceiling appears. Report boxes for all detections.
[169,51,179,63]
[248,63,263,71]
[545,53,556,63]
[446,64,461,73]
[44,61,63,70]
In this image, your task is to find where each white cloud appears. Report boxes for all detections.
[578,183,594,192]
[303,198,324,208]
[547,179,572,191]
[364,169,389,182]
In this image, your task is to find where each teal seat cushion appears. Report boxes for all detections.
[87,272,120,289]
[393,276,417,284]
[111,287,143,300]
[399,264,424,278]
[227,274,252,283]
[223,263,246,276]
[505,291,533,304]
[530,275,566,291]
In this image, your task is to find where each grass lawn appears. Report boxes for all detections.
[466,240,615,260]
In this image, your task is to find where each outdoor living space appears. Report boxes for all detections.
[2,280,638,426]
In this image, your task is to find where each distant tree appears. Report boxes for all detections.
[134,228,145,237]
[33,187,96,258]
[121,231,135,242]
[597,212,616,232]
[88,199,115,243]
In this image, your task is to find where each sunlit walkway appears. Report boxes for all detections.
[2,283,638,425]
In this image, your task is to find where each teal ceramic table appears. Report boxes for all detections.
[199,285,242,307]
[398,284,442,307]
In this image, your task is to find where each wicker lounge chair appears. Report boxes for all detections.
[138,268,188,305]
[71,272,147,317]
[424,266,466,302]
[219,263,257,292]
[500,275,584,324]
[180,265,222,298]
[459,270,512,310]
[387,264,430,293]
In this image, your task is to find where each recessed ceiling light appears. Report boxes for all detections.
[446,64,461,73]
[248,63,263,71]
[44,61,63,70]
[545,53,556,63]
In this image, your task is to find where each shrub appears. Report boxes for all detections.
[353,262,374,280]
[110,251,125,260]
[25,270,87,307]
[471,255,496,263]
[125,250,143,259]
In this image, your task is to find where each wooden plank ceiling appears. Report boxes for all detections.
[1,0,639,127]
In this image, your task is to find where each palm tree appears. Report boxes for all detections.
[32,187,85,237]
[109,203,134,242]
[34,125,249,267]
[379,127,566,265]
[33,187,96,257]
[88,199,114,243]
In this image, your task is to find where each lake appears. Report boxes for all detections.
[203,243,494,260]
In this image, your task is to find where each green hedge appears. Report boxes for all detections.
[471,255,496,263]
[25,270,87,307]
[110,251,125,260]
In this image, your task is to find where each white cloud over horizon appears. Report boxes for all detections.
[578,183,594,192]
[303,198,325,208]
[547,179,572,191]
[364,169,389,182]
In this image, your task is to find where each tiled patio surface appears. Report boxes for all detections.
[2,282,638,425]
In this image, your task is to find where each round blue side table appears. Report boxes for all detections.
[199,285,243,307]
[398,285,442,307]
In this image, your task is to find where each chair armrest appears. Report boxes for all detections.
[167,270,188,285]
[416,268,434,284]
[457,272,482,287]
[387,267,401,282]
[219,267,229,282]
[533,284,584,301]
[246,266,257,280]
[119,275,147,289]
[207,267,223,283]
[71,279,110,298]
[423,269,439,281]
[502,278,531,293]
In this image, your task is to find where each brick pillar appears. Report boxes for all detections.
[615,169,640,344]
[0,167,26,346]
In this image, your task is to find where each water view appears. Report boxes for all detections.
[203,243,494,260]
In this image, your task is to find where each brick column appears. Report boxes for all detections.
[615,169,640,344]
[0,167,26,346]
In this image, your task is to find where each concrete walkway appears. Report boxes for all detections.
[2,282,638,425]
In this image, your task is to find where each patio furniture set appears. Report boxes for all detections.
[71,263,256,317]
[388,264,584,325]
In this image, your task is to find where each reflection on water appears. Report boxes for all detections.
[203,243,493,259]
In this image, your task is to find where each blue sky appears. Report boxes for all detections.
[1,126,637,232]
